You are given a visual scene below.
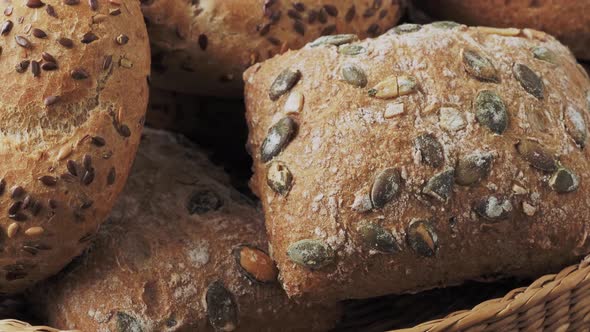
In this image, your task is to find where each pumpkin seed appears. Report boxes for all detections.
[462,49,499,82]
[286,239,334,270]
[233,245,278,283]
[186,190,223,214]
[341,64,368,88]
[338,44,365,56]
[455,152,493,186]
[439,107,466,132]
[206,281,238,332]
[474,90,508,134]
[532,46,557,64]
[391,23,422,34]
[431,21,460,29]
[565,107,587,147]
[260,117,297,162]
[473,196,513,221]
[423,168,455,202]
[406,219,438,257]
[309,34,358,47]
[116,312,144,332]
[515,140,557,172]
[370,167,401,208]
[269,69,301,101]
[415,133,444,168]
[513,63,544,99]
[357,221,400,254]
[266,161,293,196]
[549,167,579,193]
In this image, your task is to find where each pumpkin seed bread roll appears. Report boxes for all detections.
[413,0,590,60]
[31,129,341,332]
[0,0,150,293]
[141,0,407,97]
[244,24,590,302]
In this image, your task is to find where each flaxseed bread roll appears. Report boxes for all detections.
[0,0,149,293]
[141,0,406,97]
[32,129,341,332]
[413,0,590,60]
[244,23,590,302]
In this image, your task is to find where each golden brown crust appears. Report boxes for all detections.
[32,129,341,332]
[0,1,150,293]
[244,23,590,302]
[142,0,406,97]
[414,0,590,60]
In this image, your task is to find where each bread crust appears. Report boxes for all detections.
[414,0,590,60]
[141,0,406,97]
[244,24,590,302]
[32,129,341,332]
[0,0,150,293]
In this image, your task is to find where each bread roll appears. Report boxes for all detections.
[0,0,149,293]
[32,129,341,331]
[244,24,590,302]
[141,0,407,97]
[413,0,590,60]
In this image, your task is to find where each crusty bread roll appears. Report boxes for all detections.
[31,129,341,331]
[0,0,149,293]
[413,0,590,60]
[244,24,590,302]
[141,0,407,97]
[0,319,79,332]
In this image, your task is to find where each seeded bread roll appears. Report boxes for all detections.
[0,0,149,293]
[244,24,590,302]
[141,0,406,97]
[31,129,341,332]
[413,0,590,60]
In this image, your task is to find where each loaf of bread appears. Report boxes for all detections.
[244,23,590,302]
[31,129,341,331]
[0,0,149,293]
[141,0,406,97]
[0,319,78,332]
[413,0,590,60]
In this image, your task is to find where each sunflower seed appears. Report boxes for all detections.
[423,168,455,202]
[515,140,557,172]
[439,107,466,131]
[474,196,513,221]
[269,69,301,101]
[455,152,493,186]
[415,133,444,168]
[266,161,293,196]
[549,167,579,193]
[286,239,334,270]
[565,106,587,147]
[462,49,499,82]
[513,63,544,99]
[341,64,367,88]
[206,281,238,332]
[532,46,557,63]
[283,91,304,114]
[474,90,508,134]
[370,168,401,208]
[233,245,278,283]
[357,221,400,254]
[407,219,438,257]
[309,34,358,47]
[260,117,297,162]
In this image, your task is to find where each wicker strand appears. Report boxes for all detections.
[393,257,590,332]
[0,319,80,332]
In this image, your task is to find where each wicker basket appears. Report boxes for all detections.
[394,256,590,332]
[0,319,79,332]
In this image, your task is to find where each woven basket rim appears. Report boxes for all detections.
[0,319,81,332]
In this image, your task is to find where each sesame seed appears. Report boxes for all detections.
[323,5,338,16]
[115,34,128,45]
[107,167,116,185]
[63,0,79,5]
[15,60,30,73]
[32,28,47,38]
[58,37,74,48]
[345,6,356,22]
[0,20,13,35]
[109,8,121,16]
[67,160,78,176]
[41,62,58,71]
[31,60,40,77]
[318,8,328,23]
[0,179,5,195]
[102,55,112,70]
[293,20,305,36]
[88,0,98,10]
[10,186,24,198]
[8,201,22,215]
[71,68,89,80]
[26,0,45,8]
[118,124,131,137]
[46,4,57,17]
[91,136,105,146]
[15,35,31,48]
[293,2,305,12]
[48,199,57,209]
[4,7,12,16]
[44,95,59,106]
[83,154,92,170]
[41,52,56,63]
[198,34,208,51]
[82,169,94,185]
[288,9,302,20]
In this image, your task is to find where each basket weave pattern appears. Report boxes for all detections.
[395,257,590,332]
